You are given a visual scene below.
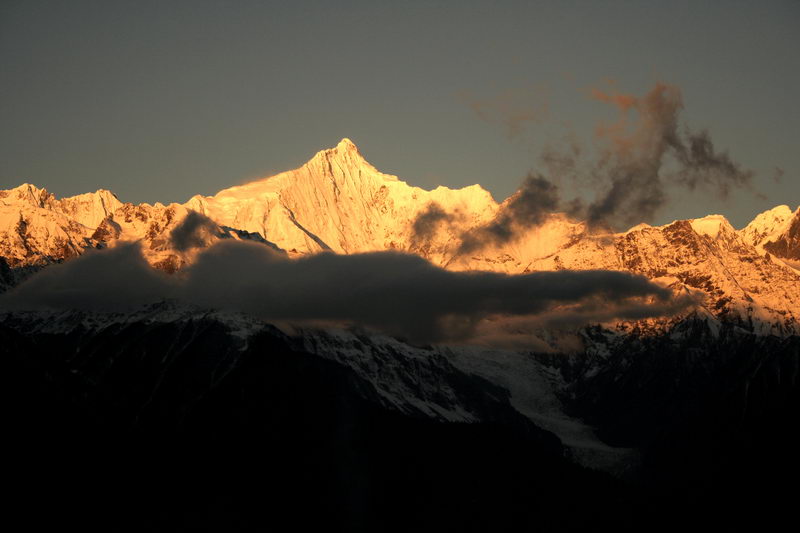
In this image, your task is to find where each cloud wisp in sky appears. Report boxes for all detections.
[441,82,759,254]
[459,86,549,139]
[580,82,756,229]
[0,239,692,344]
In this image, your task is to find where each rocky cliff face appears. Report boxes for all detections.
[761,211,800,262]
[0,184,109,269]
[0,184,271,281]
[0,183,184,271]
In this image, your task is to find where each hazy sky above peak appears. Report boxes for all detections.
[1,0,798,228]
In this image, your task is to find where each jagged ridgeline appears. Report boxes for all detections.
[2,138,799,329]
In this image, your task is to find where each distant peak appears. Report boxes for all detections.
[760,205,793,218]
[10,183,44,193]
[336,138,357,150]
[688,214,733,239]
[0,183,54,209]
[692,213,729,222]
[328,138,364,159]
[307,138,369,169]
[325,138,362,158]
[744,205,794,231]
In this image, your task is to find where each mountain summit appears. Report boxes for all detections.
[185,138,496,255]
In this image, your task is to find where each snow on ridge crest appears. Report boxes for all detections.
[740,204,796,249]
[689,214,732,239]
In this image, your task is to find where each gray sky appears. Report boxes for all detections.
[1,0,798,228]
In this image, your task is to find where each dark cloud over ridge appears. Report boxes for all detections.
[170,211,224,251]
[0,240,692,343]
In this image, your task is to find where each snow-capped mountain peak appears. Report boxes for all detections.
[741,204,795,249]
[1,183,53,208]
[326,136,365,160]
[185,138,497,255]
[689,214,733,239]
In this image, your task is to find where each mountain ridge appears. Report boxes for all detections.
[2,139,799,333]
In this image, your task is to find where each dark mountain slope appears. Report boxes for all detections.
[2,315,637,532]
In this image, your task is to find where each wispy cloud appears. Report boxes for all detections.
[458,86,549,139]
[446,81,760,253]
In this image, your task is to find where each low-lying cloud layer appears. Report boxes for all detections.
[0,240,692,344]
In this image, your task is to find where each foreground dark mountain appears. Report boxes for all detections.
[3,306,798,530]
[548,318,800,507]
[4,307,632,531]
